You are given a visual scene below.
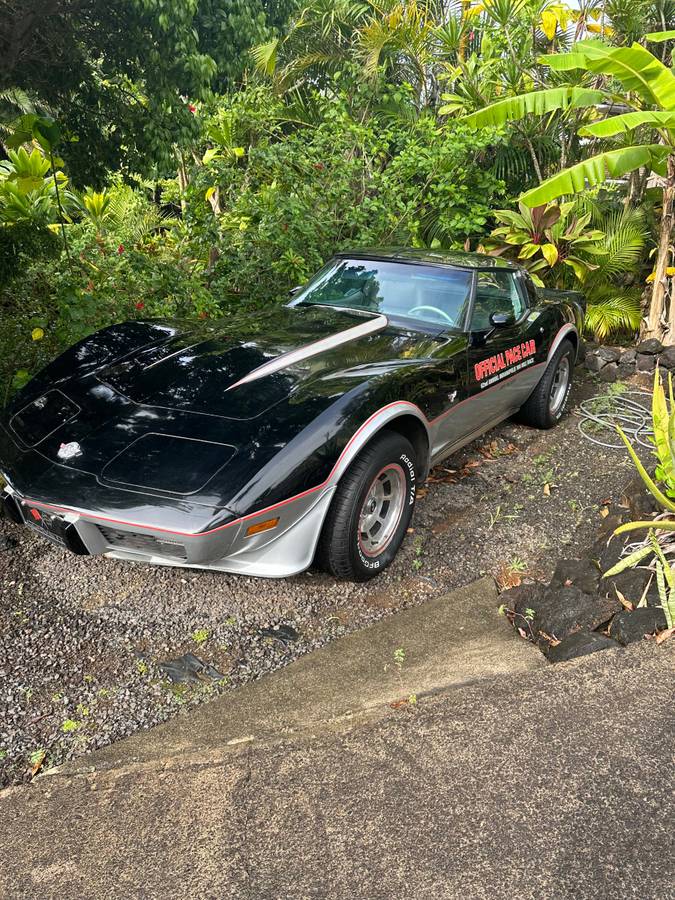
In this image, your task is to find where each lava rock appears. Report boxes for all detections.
[158,653,225,684]
[623,476,660,520]
[608,607,668,645]
[599,363,618,382]
[603,568,652,606]
[511,585,620,643]
[620,348,637,365]
[598,535,628,575]
[616,364,635,382]
[549,558,601,595]
[636,353,656,372]
[0,534,17,552]
[659,345,675,370]
[596,346,621,363]
[585,353,607,373]
[546,630,618,663]
[636,338,663,355]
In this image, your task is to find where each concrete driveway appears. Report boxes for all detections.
[1,578,672,899]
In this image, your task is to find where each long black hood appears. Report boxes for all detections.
[0,305,445,520]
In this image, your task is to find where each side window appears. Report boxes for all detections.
[518,270,537,305]
[471,270,526,330]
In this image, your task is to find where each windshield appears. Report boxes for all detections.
[292,258,473,329]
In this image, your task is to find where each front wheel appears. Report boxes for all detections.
[516,338,575,429]
[316,431,417,581]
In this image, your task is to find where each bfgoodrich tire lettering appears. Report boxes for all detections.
[316,431,417,581]
[516,338,574,429]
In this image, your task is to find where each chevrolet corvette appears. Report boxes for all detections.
[0,249,584,580]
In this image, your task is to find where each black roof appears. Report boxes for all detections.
[335,247,519,270]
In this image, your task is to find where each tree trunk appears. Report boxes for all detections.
[643,156,675,341]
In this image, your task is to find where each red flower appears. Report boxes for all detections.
[117,244,125,254]
[198,310,208,319]
[469,30,475,39]
[314,162,325,171]
[189,104,197,114]
[135,302,145,311]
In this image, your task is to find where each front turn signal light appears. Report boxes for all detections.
[245,517,280,537]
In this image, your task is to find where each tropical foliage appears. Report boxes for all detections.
[1,1,675,398]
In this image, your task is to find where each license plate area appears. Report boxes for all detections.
[21,505,69,548]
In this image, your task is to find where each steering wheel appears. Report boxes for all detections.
[407,305,455,325]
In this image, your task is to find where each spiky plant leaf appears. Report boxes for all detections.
[603,542,655,577]
[616,425,675,513]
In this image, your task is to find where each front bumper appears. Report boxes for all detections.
[2,483,336,579]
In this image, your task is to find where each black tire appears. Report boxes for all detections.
[516,338,575,429]
[316,430,417,581]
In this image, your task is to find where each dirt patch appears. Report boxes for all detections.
[0,367,647,785]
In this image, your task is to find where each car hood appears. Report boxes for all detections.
[1,305,443,511]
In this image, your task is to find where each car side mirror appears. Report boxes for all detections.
[489,312,514,328]
[288,285,303,297]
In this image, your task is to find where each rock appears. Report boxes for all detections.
[636,353,656,372]
[636,338,663,355]
[584,353,606,373]
[596,346,621,363]
[623,476,660,520]
[620,349,637,365]
[608,607,668,645]
[0,534,17,552]
[615,363,635,381]
[599,363,618,382]
[511,585,620,644]
[546,630,618,663]
[549,558,601,595]
[659,346,675,370]
[598,534,628,574]
[603,568,652,606]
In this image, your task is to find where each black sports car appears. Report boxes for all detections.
[0,250,584,581]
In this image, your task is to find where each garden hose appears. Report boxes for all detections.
[574,390,654,450]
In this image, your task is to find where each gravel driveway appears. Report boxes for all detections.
[0,368,642,785]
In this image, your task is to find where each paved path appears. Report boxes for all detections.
[1,580,673,899]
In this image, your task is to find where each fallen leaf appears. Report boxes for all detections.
[614,587,634,611]
[389,698,409,709]
[543,483,551,496]
[29,750,46,777]
[655,627,675,644]
[538,630,561,647]
[416,487,428,499]
[600,506,609,518]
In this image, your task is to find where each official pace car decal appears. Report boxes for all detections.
[474,339,537,389]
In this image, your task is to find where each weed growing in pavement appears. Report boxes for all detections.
[393,647,406,671]
[411,536,424,571]
[191,628,209,644]
[61,719,80,733]
[0,750,7,761]
[488,505,519,529]
[135,659,149,676]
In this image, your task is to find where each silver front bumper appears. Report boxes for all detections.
[4,483,336,579]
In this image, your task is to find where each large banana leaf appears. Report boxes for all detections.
[543,41,675,110]
[579,110,675,138]
[459,87,606,127]
[646,30,675,42]
[520,145,671,207]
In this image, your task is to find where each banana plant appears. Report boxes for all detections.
[458,34,675,341]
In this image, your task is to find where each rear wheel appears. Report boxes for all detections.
[516,338,574,429]
[316,431,417,581]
